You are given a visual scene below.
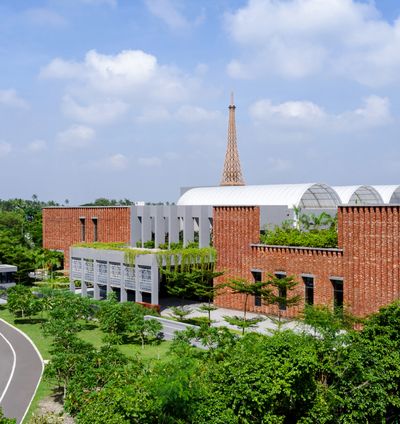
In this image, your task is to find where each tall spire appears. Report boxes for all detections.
[220,93,245,186]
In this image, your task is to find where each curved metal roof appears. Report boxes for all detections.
[332,185,383,205]
[372,185,400,204]
[177,184,340,208]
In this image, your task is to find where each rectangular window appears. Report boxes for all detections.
[252,269,262,306]
[331,279,344,310]
[92,218,98,242]
[275,272,287,311]
[303,276,314,306]
[80,218,86,242]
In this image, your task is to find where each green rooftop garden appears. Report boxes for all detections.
[260,211,338,249]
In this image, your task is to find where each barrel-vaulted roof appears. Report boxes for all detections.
[177,184,340,209]
[372,185,400,204]
[332,186,383,205]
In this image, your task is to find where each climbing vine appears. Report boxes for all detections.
[156,247,216,274]
[73,242,216,270]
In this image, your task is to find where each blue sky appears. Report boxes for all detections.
[1,0,400,204]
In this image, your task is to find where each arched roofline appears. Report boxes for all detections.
[177,183,340,208]
[372,185,400,204]
[332,185,383,205]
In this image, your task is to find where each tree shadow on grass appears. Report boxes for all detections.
[81,322,97,331]
[14,317,47,325]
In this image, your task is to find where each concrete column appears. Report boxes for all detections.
[183,206,194,247]
[168,205,179,245]
[154,206,165,247]
[198,206,210,247]
[69,247,75,293]
[93,260,100,300]
[120,262,127,302]
[150,256,159,305]
[130,206,141,247]
[106,261,111,298]
[81,278,87,297]
[141,207,152,245]
[135,262,142,302]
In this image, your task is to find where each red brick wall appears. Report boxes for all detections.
[43,207,131,268]
[249,246,343,318]
[340,206,400,316]
[214,205,400,318]
[213,206,261,314]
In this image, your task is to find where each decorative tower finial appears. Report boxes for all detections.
[220,93,245,186]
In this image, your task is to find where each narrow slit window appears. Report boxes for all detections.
[331,279,344,310]
[92,218,98,242]
[303,276,314,306]
[80,218,86,242]
[252,269,262,306]
[275,272,286,311]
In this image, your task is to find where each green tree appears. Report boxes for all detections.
[168,305,191,322]
[192,332,320,423]
[303,304,357,339]
[65,345,132,416]
[190,269,223,326]
[43,292,92,343]
[221,278,267,334]
[0,407,15,424]
[97,293,129,344]
[45,335,94,399]
[7,285,38,318]
[129,317,162,348]
[263,274,301,329]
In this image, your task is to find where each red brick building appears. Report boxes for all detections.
[213,205,400,318]
[42,203,400,318]
[43,207,131,268]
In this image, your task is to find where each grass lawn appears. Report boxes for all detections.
[0,305,172,423]
[79,324,172,361]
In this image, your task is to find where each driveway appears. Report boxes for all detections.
[0,319,43,423]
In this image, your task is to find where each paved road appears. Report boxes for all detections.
[0,319,43,423]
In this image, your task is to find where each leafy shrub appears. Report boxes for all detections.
[261,227,338,248]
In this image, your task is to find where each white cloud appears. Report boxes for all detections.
[176,105,220,122]
[336,96,391,130]
[0,89,29,109]
[0,141,11,157]
[145,0,190,30]
[25,8,67,28]
[135,107,171,123]
[40,58,82,79]
[138,156,162,167]
[226,0,400,86]
[144,0,205,30]
[28,140,47,152]
[88,153,129,171]
[249,96,391,131]
[41,49,192,102]
[250,99,326,125]
[62,96,129,125]
[135,104,220,124]
[56,125,95,149]
[195,63,208,75]
[108,153,128,170]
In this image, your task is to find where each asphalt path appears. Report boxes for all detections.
[0,319,43,423]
